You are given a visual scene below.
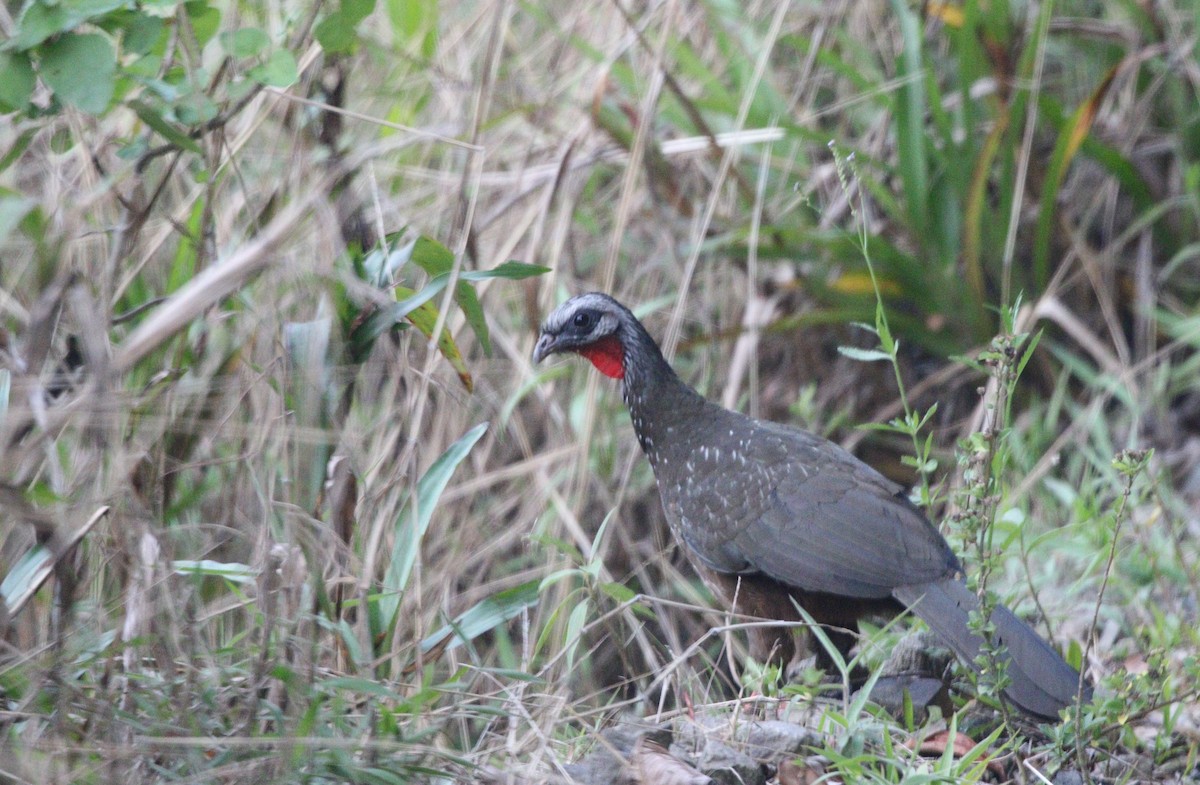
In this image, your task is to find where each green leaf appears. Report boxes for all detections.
[599,581,636,605]
[320,676,401,698]
[248,49,298,88]
[409,235,455,274]
[564,598,590,673]
[1066,638,1083,672]
[120,12,165,55]
[11,2,68,50]
[0,52,36,112]
[377,422,489,637]
[315,0,376,54]
[173,89,219,124]
[171,559,256,584]
[387,0,437,58]
[184,1,221,47]
[420,579,540,654]
[0,129,36,173]
[889,0,929,239]
[38,32,116,114]
[219,27,269,58]
[0,193,35,245]
[1015,328,1043,381]
[353,261,549,356]
[393,285,473,391]
[409,236,492,355]
[837,346,892,363]
[129,98,202,153]
[0,543,53,614]
[11,0,126,51]
[460,261,550,281]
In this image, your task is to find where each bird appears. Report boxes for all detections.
[533,291,1089,720]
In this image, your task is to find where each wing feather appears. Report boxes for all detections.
[673,421,959,598]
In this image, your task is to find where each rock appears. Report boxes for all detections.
[737,720,820,762]
[864,674,951,719]
[680,738,764,785]
[1051,770,1085,785]
[631,739,713,785]
[564,720,673,785]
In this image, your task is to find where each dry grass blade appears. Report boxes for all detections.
[112,180,337,373]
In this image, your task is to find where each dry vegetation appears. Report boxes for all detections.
[1,0,1199,783]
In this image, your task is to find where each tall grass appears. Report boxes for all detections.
[1,0,1198,782]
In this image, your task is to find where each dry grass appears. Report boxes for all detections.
[2,1,1199,782]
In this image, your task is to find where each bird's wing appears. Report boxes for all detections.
[677,424,960,599]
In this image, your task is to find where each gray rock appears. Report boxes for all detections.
[1051,769,1085,785]
[736,720,819,762]
[564,720,673,785]
[681,738,764,785]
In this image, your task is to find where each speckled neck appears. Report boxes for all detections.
[618,317,715,471]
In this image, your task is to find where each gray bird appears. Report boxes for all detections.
[534,292,1089,720]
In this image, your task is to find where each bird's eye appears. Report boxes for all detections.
[573,311,594,329]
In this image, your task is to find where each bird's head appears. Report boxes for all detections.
[532,292,631,379]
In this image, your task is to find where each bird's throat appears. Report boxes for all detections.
[579,336,625,379]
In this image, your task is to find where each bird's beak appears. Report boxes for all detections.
[532,332,556,363]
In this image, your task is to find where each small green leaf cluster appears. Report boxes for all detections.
[2,0,298,153]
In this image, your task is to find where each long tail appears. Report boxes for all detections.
[892,579,1089,720]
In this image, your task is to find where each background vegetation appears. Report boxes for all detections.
[1,0,1198,782]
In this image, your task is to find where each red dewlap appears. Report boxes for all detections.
[578,336,624,379]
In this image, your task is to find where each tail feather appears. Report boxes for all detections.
[893,579,1088,720]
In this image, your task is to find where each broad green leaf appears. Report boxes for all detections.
[409,236,492,356]
[219,27,269,58]
[393,285,473,391]
[387,0,437,58]
[409,235,455,274]
[119,12,165,55]
[184,1,221,47]
[0,52,36,112]
[39,32,116,114]
[315,0,376,54]
[377,422,489,635]
[11,0,126,51]
[173,89,219,124]
[248,49,298,88]
[420,579,540,654]
[11,2,69,50]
